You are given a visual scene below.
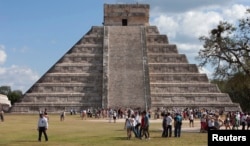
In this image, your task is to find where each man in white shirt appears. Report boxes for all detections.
[37,113,49,142]
[166,112,173,137]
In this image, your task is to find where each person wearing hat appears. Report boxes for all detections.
[37,113,49,142]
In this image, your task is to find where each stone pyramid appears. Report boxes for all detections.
[10,4,241,113]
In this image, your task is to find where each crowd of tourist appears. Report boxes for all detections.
[36,107,250,142]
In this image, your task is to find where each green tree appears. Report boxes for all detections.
[7,90,23,105]
[0,86,11,95]
[211,73,250,111]
[0,86,23,105]
[197,9,250,111]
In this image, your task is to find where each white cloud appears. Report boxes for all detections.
[151,15,179,38]
[0,45,7,64]
[180,11,222,39]
[0,45,39,93]
[223,4,249,22]
[0,65,39,93]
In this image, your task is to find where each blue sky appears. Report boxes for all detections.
[0,0,249,92]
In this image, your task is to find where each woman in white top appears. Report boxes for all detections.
[124,117,132,140]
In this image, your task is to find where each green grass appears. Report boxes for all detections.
[0,114,207,146]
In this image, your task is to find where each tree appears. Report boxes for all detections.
[0,86,23,105]
[196,9,250,79]
[211,73,250,111]
[7,90,23,105]
[197,9,250,111]
[0,86,11,95]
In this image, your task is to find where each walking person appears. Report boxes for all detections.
[124,117,132,140]
[166,112,173,137]
[140,110,150,140]
[37,113,49,142]
[162,113,167,137]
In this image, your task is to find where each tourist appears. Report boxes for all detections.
[113,110,117,123]
[130,114,139,137]
[246,113,250,130]
[189,112,194,127]
[200,114,207,132]
[166,112,173,137]
[37,113,49,142]
[231,114,239,130]
[241,113,247,130]
[224,114,231,130]
[0,110,4,122]
[207,116,216,130]
[214,114,224,130]
[124,117,132,140]
[82,109,87,120]
[60,111,65,121]
[140,110,150,140]
[162,113,167,137]
[134,112,141,138]
[174,113,182,137]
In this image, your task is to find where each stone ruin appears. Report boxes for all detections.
[10,4,241,113]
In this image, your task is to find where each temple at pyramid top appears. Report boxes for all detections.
[104,4,150,26]
[10,3,241,113]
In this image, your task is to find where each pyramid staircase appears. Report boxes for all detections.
[145,26,241,111]
[11,27,105,112]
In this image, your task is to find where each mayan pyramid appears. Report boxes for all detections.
[10,4,241,113]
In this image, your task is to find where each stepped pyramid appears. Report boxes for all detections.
[10,4,241,113]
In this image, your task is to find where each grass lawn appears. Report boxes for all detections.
[0,114,207,146]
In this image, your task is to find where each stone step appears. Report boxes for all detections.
[21,94,102,103]
[41,73,102,83]
[150,73,209,83]
[151,102,241,112]
[149,63,198,73]
[58,54,103,64]
[78,37,103,45]
[45,73,102,76]
[148,54,188,63]
[72,44,103,54]
[85,26,104,36]
[151,93,233,104]
[29,83,102,93]
[147,44,178,54]
[24,92,100,97]
[10,101,103,113]
[150,83,220,93]
[147,35,169,44]
[50,63,103,73]
[146,26,159,35]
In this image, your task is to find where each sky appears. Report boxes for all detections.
[0,0,249,93]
